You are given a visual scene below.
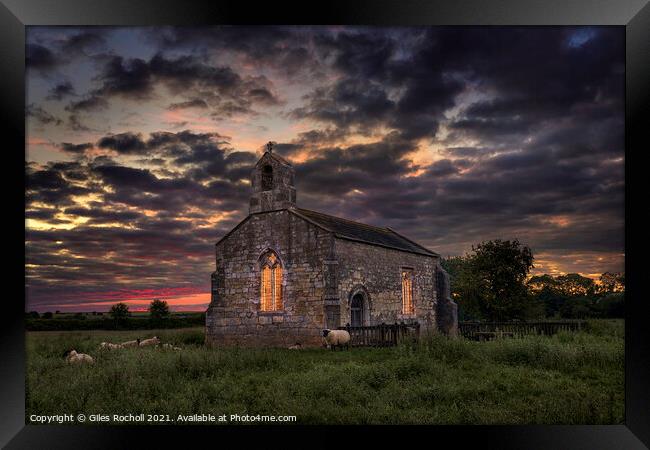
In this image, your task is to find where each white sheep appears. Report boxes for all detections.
[139,336,161,347]
[322,329,351,351]
[99,342,123,350]
[64,349,94,364]
[120,339,140,347]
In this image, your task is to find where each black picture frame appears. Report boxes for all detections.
[3,0,649,448]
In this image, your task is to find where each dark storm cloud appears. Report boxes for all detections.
[26,104,62,126]
[67,114,95,132]
[66,52,281,117]
[94,56,153,98]
[92,130,236,181]
[47,161,88,181]
[65,95,109,112]
[154,26,293,56]
[441,28,623,144]
[58,29,106,56]
[167,99,209,110]
[27,29,109,74]
[96,132,147,154]
[291,79,395,136]
[292,29,465,141]
[63,206,143,223]
[147,53,239,92]
[291,134,416,198]
[60,142,93,154]
[92,165,159,190]
[314,29,397,79]
[26,167,93,207]
[47,81,76,100]
[150,26,323,79]
[26,44,57,70]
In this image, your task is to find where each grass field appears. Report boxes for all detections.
[26,320,624,425]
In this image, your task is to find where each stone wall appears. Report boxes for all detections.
[335,239,440,332]
[206,210,330,347]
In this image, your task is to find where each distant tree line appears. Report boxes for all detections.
[26,299,203,331]
[442,239,624,321]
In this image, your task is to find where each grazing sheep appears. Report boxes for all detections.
[288,343,302,350]
[139,336,161,347]
[120,339,140,347]
[64,350,94,364]
[322,329,351,351]
[99,342,123,350]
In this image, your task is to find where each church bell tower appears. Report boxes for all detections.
[249,142,296,214]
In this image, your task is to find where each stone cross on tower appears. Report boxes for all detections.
[266,141,274,153]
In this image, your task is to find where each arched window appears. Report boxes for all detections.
[261,165,273,191]
[260,252,282,311]
[402,269,414,314]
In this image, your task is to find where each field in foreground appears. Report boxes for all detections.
[26,320,624,425]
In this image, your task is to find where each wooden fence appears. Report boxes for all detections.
[338,322,421,347]
[459,320,585,340]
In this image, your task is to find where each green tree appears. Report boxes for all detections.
[555,273,597,298]
[149,299,170,322]
[593,292,624,318]
[598,272,625,294]
[443,239,536,321]
[42,311,53,319]
[528,274,568,318]
[469,239,535,321]
[109,302,130,327]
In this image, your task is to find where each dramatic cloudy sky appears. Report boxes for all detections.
[25,26,624,312]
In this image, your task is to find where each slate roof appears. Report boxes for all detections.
[292,208,438,257]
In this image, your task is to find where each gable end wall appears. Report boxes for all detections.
[206,210,330,347]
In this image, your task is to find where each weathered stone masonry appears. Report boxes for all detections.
[207,210,331,347]
[206,148,458,347]
[335,239,438,332]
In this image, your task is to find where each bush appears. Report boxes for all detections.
[149,299,170,322]
[584,319,624,338]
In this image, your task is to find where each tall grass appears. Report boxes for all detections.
[26,321,624,425]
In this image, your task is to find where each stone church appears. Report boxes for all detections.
[206,144,458,347]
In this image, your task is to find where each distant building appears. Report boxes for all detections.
[206,145,457,347]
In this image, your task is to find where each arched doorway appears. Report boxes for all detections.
[350,293,364,327]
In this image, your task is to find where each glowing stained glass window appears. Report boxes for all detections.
[273,265,283,310]
[261,266,272,311]
[260,252,283,311]
[402,270,414,314]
